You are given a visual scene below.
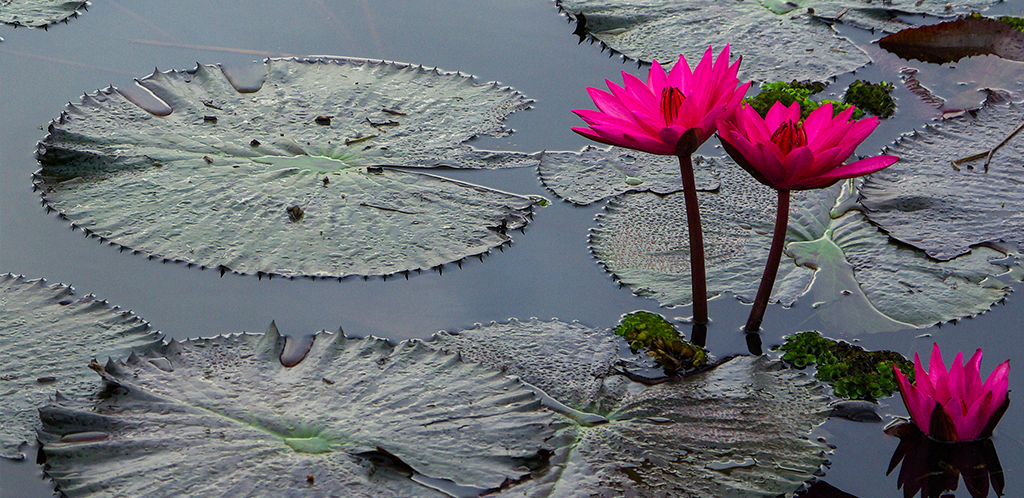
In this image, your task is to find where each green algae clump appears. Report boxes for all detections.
[744,81,859,119]
[843,80,896,118]
[776,331,913,400]
[614,311,707,373]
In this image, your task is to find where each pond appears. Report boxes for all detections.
[1,0,1022,496]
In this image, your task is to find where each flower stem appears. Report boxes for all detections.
[745,189,790,333]
[678,154,708,325]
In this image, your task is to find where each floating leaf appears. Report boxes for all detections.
[0,0,85,28]
[592,165,1012,332]
[590,165,820,308]
[38,324,555,497]
[430,319,831,498]
[878,17,1024,64]
[557,0,871,82]
[34,58,542,278]
[804,0,999,34]
[862,103,1024,261]
[0,274,162,460]
[538,146,720,205]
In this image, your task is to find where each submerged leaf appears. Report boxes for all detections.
[429,319,831,498]
[0,0,86,28]
[592,165,1012,332]
[558,0,871,82]
[0,274,162,460]
[862,103,1024,260]
[879,17,1024,64]
[35,58,542,278]
[38,324,554,497]
[538,147,720,205]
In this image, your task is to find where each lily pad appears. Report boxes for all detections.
[0,0,85,28]
[878,17,1024,64]
[429,319,831,498]
[557,0,871,83]
[592,165,1013,332]
[0,273,162,460]
[803,0,999,34]
[38,323,555,497]
[861,103,1024,261]
[538,146,721,205]
[34,58,543,278]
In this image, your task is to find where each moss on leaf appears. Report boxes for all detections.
[775,331,913,400]
[613,311,707,372]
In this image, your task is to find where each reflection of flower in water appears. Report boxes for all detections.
[886,422,1005,498]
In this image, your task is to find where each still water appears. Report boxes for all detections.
[1,0,1022,496]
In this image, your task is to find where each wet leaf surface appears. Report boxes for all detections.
[0,0,86,28]
[538,147,721,205]
[879,17,1024,64]
[862,102,1024,260]
[557,0,872,82]
[592,165,1013,332]
[34,58,542,278]
[0,274,162,460]
[430,319,831,498]
[38,324,554,497]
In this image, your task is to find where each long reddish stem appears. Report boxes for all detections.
[678,154,708,325]
[745,189,790,333]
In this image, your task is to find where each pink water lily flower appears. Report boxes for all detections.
[894,343,1010,442]
[572,45,750,156]
[571,45,751,330]
[717,101,899,190]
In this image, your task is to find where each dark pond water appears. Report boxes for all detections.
[2,1,1023,496]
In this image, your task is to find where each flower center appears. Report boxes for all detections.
[770,120,807,155]
[660,87,686,125]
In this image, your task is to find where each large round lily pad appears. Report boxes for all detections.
[592,164,1013,333]
[34,57,543,278]
[557,0,871,83]
[862,103,1024,261]
[0,273,162,460]
[38,323,555,497]
[429,319,831,497]
[0,0,85,28]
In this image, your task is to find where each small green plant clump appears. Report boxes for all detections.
[776,331,914,400]
[843,80,896,118]
[614,311,707,372]
[744,81,861,119]
[998,15,1024,32]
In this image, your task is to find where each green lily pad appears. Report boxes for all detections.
[861,103,1024,261]
[557,0,871,82]
[0,274,162,460]
[803,0,999,34]
[592,164,1013,332]
[429,319,831,498]
[538,146,721,205]
[38,323,555,497]
[0,0,85,28]
[34,58,542,278]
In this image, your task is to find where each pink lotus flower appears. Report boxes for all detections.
[572,45,750,156]
[716,101,899,190]
[894,343,1010,442]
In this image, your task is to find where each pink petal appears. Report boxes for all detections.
[620,71,660,113]
[586,87,634,121]
[930,343,952,404]
[817,155,899,181]
[647,59,669,95]
[764,101,793,130]
[895,364,934,434]
[914,351,935,399]
[948,351,969,404]
[667,53,693,89]
[801,104,833,138]
[964,349,985,396]
[781,146,815,187]
[960,390,995,440]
